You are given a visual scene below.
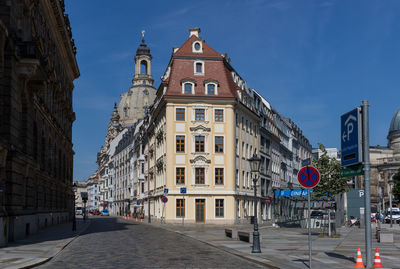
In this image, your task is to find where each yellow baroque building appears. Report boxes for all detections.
[146,28,260,224]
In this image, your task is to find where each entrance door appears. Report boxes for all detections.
[195,199,205,223]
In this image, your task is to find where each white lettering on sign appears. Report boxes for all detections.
[342,114,357,142]
[359,190,364,198]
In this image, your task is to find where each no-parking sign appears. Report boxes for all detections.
[297,166,320,189]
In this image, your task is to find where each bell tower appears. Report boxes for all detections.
[133,30,154,86]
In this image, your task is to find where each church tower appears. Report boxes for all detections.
[117,31,156,126]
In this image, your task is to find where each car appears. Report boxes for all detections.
[101,209,109,216]
[93,209,101,215]
[384,210,400,223]
[75,207,83,215]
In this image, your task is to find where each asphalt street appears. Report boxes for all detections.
[36,217,264,269]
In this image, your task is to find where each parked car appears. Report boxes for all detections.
[101,209,110,216]
[75,207,83,215]
[384,210,400,224]
[93,209,101,215]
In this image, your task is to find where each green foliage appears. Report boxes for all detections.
[393,168,400,202]
[311,143,348,197]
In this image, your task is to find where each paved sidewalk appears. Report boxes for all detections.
[0,217,90,269]
[137,218,400,268]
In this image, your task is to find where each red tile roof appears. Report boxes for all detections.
[164,34,239,99]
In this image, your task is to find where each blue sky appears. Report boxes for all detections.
[67,0,400,181]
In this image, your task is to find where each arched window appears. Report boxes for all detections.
[207,84,215,95]
[140,60,148,74]
[184,83,193,94]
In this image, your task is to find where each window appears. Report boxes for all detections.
[207,84,215,95]
[215,168,224,185]
[184,83,193,94]
[193,41,202,52]
[176,108,185,121]
[215,109,223,122]
[216,199,224,217]
[195,167,205,184]
[176,167,185,184]
[196,62,202,73]
[124,107,128,117]
[215,136,224,153]
[195,109,205,121]
[195,136,205,152]
[176,199,185,217]
[176,136,185,152]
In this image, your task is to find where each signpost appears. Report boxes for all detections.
[180,187,186,231]
[340,102,372,267]
[298,166,320,269]
[164,188,169,196]
[161,196,168,203]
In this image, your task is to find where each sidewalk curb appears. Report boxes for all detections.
[11,220,92,269]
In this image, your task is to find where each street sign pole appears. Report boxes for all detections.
[307,189,312,269]
[297,166,320,269]
[362,100,372,268]
[182,193,184,232]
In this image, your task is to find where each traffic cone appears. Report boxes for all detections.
[123,216,126,220]
[140,218,143,223]
[135,217,138,222]
[372,248,383,268]
[354,248,365,268]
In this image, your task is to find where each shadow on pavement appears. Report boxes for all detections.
[324,252,355,263]
[2,217,135,248]
[292,258,310,268]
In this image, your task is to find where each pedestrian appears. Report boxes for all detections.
[375,212,380,223]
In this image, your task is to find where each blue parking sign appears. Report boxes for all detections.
[341,108,362,167]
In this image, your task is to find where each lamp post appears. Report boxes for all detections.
[72,182,77,231]
[389,178,394,228]
[249,153,261,253]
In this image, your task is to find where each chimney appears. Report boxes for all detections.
[189,28,200,37]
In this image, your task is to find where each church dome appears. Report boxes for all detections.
[388,108,400,137]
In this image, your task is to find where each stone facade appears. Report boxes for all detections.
[367,108,400,210]
[0,0,79,246]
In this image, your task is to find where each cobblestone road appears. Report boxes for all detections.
[37,217,263,269]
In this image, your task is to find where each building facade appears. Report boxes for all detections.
[368,109,400,211]
[0,0,79,246]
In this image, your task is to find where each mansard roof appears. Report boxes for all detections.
[163,33,239,99]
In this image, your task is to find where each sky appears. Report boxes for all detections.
[66,0,400,181]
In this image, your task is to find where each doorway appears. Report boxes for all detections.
[195,199,205,223]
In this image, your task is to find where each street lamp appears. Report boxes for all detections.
[72,182,77,231]
[388,178,394,228]
[249,153,261,253]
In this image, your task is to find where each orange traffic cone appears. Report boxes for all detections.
[372,248,383,268]
[354,248,365,268]
[135,217,138,222]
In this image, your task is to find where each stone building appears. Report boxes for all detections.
[0,0,79,246]
[95,35,156,213]
[145,28,260,224]
[369,108,400,210]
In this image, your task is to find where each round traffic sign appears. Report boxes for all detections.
[297,166,320,189]
[161,196,168,203]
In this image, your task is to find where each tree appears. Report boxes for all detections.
[312,143,348,196]
[393,168,400,202]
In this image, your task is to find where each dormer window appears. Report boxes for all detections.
[184,83,193,94]
[194,61,204,75]
[192,41,203,53]
[204,81,218,95]
[181,79,196,94]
